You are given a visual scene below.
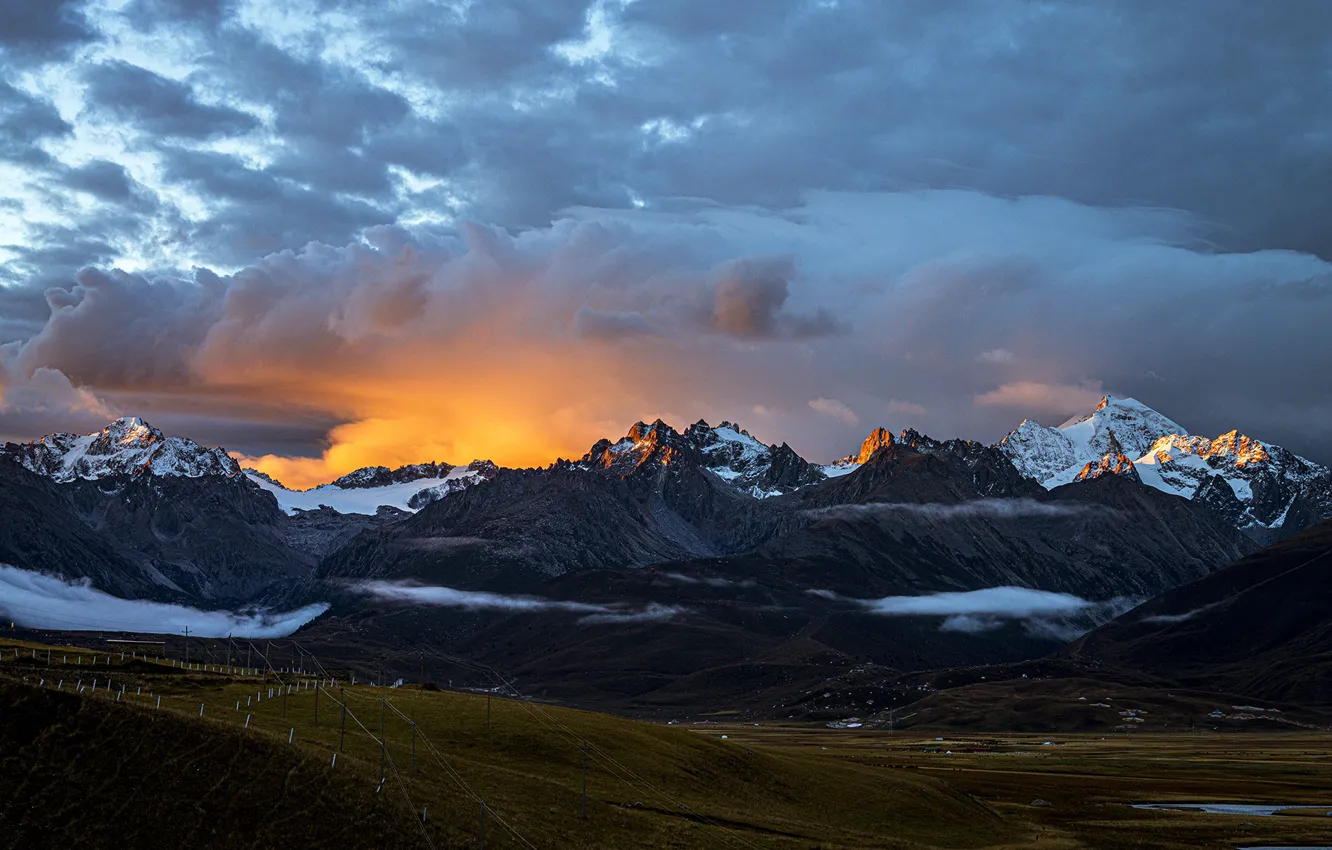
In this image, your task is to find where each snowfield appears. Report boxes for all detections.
[246,466,484,516]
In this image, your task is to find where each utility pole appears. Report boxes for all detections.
[184,626,190,666]
[487,689,491,731]
[246,643,251,672]
[314,681,319,726]
[582,742,588,818]
[380,698,387,781]
[339,687,346,753]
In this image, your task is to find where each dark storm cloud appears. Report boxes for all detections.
[268,145,395,199]
[362,119,468,180]
[120,0,235,31]
[0,82,71,165]
[18,266,226,388]
[157,147,397,262]
[1,186,173,289]
[355,0,587,89]
[61,159,134,201]
[83,60,259,139]
[0,226,119,290]
[0,285,50,344]
[0,0,97,62]
[199,30,409,145]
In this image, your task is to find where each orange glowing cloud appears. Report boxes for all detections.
[9,192,1330,481]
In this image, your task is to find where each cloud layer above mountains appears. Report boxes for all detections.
[2,1,1330,482]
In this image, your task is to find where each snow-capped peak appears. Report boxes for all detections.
[999,395,1186,488]
[0,417,240,482]
[1055,395,1187,459]
[999,396,1331,535]
[106,416,156,445]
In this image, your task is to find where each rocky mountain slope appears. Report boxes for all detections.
[0,455,307,603]
[317,420,786,589]
[1066,519,1332,705]
[0,419,383,603]
[301,419,1252,712]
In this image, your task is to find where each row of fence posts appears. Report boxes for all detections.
[6,649,600,842]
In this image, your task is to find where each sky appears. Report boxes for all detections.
[0,0,1330,487]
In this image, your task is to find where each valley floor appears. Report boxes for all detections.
[2,637,1331,849]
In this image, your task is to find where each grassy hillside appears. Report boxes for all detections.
[5,636,1332,849]
[0,638,1019,849]
[0,679,416,849]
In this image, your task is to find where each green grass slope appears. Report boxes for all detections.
[0,642,1023,849]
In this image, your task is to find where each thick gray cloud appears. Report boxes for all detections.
[61,159,135,201]
[83,60,260,139]
[1,0,1331,475]
[0,0,97,62]
[0,82,71,165]
[4,192,1331,476]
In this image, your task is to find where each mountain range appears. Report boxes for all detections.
[2,396,1329,712]
[6,394,1326,540]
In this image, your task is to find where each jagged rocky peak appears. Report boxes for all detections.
[997,418,1078,483]
[581,416,824,497]
[1075,430,1141,483]
[331,461,456,489]
[857,427,895,462]
[584,418,686,471]
[626,418,679,445]
[104,415,158,445]
[406,461,499,509]
[1,416,241,483]
[245,456,498,516]
[896,428,938,453]
[686,419,824,496]
[821,426,898,477]
[898,428,985,458]
[684,419,767,465]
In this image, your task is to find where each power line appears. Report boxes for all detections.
[295,651,538,850]
[296,650,541,850]
[247,641,436,850]
[405,647,767,850]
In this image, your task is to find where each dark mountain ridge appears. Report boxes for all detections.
[1066,518,1332,705]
